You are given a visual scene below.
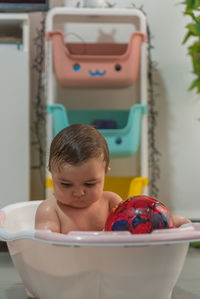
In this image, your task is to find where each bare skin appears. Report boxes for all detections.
[173,215,191,227]
[35,157,191,234]
[35,157,122,234]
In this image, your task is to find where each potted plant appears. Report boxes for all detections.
[182,0,200,247]
[182,0,200,93]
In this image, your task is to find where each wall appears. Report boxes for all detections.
[133,0,200,218]
[30,0,200,219]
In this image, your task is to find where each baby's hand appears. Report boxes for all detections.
[172,215,191,228]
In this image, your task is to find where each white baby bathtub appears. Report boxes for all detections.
[1,201,200,299]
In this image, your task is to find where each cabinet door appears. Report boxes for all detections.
[0,41,29,206]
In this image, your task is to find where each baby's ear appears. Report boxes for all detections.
[106,167,111,174]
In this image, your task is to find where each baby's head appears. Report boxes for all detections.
[48,124,109,172]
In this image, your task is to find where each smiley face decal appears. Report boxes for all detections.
[73,63,123,77]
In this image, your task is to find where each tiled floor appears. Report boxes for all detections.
[0,247,200,298]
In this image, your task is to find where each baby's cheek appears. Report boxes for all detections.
[90,189,102,201]
[56,191,70,204]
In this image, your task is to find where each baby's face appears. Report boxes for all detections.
[51,157,107,208]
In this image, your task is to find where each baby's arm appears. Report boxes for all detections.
[172,215,191,228]
[107,191,122,212]
[35,199,60,233]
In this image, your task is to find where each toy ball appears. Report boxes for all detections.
[105,195,175,234]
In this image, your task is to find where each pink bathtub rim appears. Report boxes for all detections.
[34,224,200,246]
[1,200,200,247]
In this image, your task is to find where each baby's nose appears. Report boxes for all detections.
[73,188,85,197]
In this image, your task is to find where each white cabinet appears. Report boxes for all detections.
[0,14,30,207]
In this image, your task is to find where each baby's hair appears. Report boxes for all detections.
[48,124,110,171]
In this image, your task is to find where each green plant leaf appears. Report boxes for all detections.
[186,23,200,35]
[191,58,200,73]
[182,0,200,11]
[184,10,200,22]
[183,31,193,43]
[189,77,200,92]
[189,51,200,73]
[188,42,200,72]
[182,0,200,93]
[188,40,200,51]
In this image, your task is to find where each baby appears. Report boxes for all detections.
[35,124,122,233]
[35,124,190,234]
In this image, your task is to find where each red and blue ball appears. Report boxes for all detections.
[105,195,175,234]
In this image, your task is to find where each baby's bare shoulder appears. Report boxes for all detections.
[37,198,57,213]
[35,198,60,232]
[103,191,122,210]
[103,190,121,200]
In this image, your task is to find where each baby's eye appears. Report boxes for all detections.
[61,183,72,188]
[84,183,96,187]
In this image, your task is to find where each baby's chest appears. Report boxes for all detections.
[60,204,109,233]
[83,208,108,231]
